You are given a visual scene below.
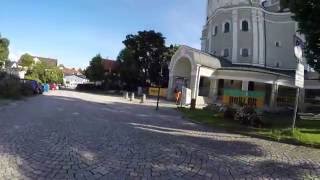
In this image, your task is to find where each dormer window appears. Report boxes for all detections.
[223,22,230,33]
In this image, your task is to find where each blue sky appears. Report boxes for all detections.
[0,0,206,69]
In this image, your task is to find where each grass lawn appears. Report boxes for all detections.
[179,108,320,148]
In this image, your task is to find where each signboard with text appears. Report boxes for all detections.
[295,63,304,88]
[181,87,191,106]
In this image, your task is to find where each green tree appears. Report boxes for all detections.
[162,45,179,86]
[85,54,105,82]
[118,31,179,90]
[45,67,63,84]
[25,61,63,83]
[19,53,34,68]
[0,34,10,67]
[117,48,140,90]
[288,0,320,72]
[122,30,167,87]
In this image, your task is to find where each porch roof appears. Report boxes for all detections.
[170,45,222,70]
[216,67,295,78]
[172,46,296,78]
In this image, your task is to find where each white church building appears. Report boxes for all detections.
[167,0,320,111]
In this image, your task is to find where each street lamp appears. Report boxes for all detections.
[150,47,162,111]
[156,64,163,111]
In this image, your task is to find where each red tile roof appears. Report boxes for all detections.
[62,67,80,76]
[101,59,119,73]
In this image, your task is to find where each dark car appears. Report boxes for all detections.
[30,80,44,94]
[37,82,44,94]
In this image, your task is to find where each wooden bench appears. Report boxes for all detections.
[299,113,320,121]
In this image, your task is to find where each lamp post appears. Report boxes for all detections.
[292,44,304,132]
[156,65,163,111]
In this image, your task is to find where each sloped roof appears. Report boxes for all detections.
[101,59,119,72]
[62,67,80,76]
[172,45,296,78]
[33,56,58,67]
[170,45,222,70]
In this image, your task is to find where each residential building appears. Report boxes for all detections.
[4,61,26,79]
[63,75,89,89]
[62,67,82,76]
[102,59,119,75]
[33,56,58,67]
[168,0,320,111]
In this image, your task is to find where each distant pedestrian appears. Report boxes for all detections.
[174,88,182,105]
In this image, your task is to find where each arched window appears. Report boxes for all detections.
[223,48,229,57]
[224,22,230,33]
[241,20,249,31]
[213,26,218,36]
[241,48,249,57]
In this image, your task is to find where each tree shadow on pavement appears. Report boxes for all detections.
[0,93,318,179]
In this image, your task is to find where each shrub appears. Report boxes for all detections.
[203,104,223,113]
[234,106,263,128]
[20,82,34,96]
[76,84,102,91]
[0,78,22,99]
[224,106,237,119]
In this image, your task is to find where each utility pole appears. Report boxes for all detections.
[292,43,304,131]
[156,65,163,111]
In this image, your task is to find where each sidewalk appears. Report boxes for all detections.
[120,96,178,109]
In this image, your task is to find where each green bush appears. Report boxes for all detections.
[224,106,237,119]
[0,72,36,99]
[0,78,22,99]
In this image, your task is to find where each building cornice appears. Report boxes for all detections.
[206,5,293,25]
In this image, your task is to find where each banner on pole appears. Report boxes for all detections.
[295,63,304,88]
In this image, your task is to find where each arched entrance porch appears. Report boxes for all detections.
[167,57,194,100]
[167,46,222,106]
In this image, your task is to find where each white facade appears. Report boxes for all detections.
[63,75,89,89]
[203,0,297,70]
[168,0,320,111]
[4,62,26,79]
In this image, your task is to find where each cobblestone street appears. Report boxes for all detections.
[0,90,319,179]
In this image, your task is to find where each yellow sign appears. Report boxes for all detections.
[223,96,265,108]
[149,88,167,97]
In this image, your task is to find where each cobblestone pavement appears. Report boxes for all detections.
[0,90,319,180]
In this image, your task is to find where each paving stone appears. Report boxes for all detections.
[0,91,318,179]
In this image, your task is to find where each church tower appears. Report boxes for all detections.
[202,0,297,70]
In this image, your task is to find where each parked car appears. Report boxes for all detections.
[20,80,43,94]
[50,83,57,90]
[37,82,44,94]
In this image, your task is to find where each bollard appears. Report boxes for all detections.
[123,91,129,99]
[140,94,146,103]
[130,92,135,101]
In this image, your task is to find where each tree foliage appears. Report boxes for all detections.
[287,0,320,72]
[0,34,10,67]
[25,61,63,83]
[19,53,34,68]
[117,48,139,90]
[117,30,179,90]
[85,54,105,82]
